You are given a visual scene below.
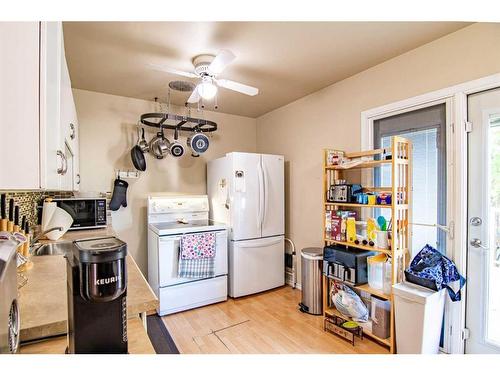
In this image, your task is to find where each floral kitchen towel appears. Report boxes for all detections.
[178,232,216,278]
[180,232,216,259]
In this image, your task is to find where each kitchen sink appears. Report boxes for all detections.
[33,242,75,256]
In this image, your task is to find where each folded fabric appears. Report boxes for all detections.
[180,232,216,260]
[178,257,215,279]
[178,232,216,279]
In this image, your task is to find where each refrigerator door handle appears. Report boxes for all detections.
[262,161,269,228]
[236,238,283,248]
[257,162,264,229]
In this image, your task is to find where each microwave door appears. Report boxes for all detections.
[57,200,99,229]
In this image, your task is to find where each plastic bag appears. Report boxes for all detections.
[332,285,369,322]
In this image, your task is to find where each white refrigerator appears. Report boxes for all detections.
[207,152,285,297]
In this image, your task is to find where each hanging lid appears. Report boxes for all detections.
[301,247,323,260]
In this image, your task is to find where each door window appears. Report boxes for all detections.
[374,104,447,256]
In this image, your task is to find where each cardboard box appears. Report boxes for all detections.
[331,215,342,241]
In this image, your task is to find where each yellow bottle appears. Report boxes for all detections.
[346,217,357,243]
[367,218,379,241]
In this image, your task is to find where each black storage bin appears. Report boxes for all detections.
[323,245,375,285]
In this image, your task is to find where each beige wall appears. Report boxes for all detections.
[256,23,500,283]
[74,89,257,273]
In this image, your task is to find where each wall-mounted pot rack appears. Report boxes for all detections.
[139,113,217,133]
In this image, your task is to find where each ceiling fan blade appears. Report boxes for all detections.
[187,86,201,103]
[217,79,259,96]
[148,63,198,78]
[208,50,236,75]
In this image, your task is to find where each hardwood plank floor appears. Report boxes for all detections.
[161,286,389,354]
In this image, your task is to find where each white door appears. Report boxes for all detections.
[229,235,284,297]
[466,88,500,354]
[230,153,262,241]
[261,154,285,238]
[0,22,40,189]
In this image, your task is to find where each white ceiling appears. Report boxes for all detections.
[63,22,470,118]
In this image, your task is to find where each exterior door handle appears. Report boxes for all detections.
[470,238,489,250]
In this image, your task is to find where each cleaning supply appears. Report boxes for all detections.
[366,218,379,242]
[346,217,356,243]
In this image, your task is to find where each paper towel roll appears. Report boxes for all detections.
[41,201,57,231]
[45,207,74,241]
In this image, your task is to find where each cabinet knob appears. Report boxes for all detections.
[69,123,76,140]
[76,173,81,184]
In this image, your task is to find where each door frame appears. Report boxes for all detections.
[360,72,500,354]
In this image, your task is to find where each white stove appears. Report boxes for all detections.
[147,195,228,316]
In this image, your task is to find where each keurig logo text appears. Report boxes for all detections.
[95,275,121,286]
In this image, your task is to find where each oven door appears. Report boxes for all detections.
[158,230,227,287]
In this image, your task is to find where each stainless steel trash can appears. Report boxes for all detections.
[299,247,323,315]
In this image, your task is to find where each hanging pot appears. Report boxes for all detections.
[187,132,209,156]
[137,127,149,153]
[149,125,169,159]
[169,127,185,158]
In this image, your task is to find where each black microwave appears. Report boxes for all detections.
[39,198,107,230]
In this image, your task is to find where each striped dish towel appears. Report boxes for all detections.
[178,232,216,279]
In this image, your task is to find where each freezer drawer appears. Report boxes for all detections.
[158,275,228,316]
[229,235,285,298]
[158,230,228,287]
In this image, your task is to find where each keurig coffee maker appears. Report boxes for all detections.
[66,236,128,354]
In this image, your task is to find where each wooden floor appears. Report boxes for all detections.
[161,286,389,354]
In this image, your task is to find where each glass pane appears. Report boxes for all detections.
[487,113,500,346]
[381,128,441,257]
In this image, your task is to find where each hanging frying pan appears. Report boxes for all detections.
[131,145,146,171]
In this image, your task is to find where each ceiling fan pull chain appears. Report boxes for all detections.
[167,88,171,113]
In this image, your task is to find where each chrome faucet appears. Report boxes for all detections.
[30,227,64,254]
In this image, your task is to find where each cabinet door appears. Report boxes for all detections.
[60,27,80,191]
[0,22,40,189]
[39,22,63,190]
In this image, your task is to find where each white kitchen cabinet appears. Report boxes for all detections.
[60,33,80,191]
[0,22,40,190]
[0,21,80,191]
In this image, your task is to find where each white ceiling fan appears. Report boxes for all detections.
[149,50,259,104]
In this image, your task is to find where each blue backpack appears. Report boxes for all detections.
[404,244,466,302]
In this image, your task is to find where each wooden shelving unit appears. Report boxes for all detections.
[322,136,412,354]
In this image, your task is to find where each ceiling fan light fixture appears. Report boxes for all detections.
[197,78,218,100]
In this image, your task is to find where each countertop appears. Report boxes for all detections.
[19,318,156,354]
[18,227,159,342]
[38,226,117,243]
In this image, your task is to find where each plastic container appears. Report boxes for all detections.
[367,253,387,290]
[382,259,392,295]
[393,282,446,354]
[371,296,391,339]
